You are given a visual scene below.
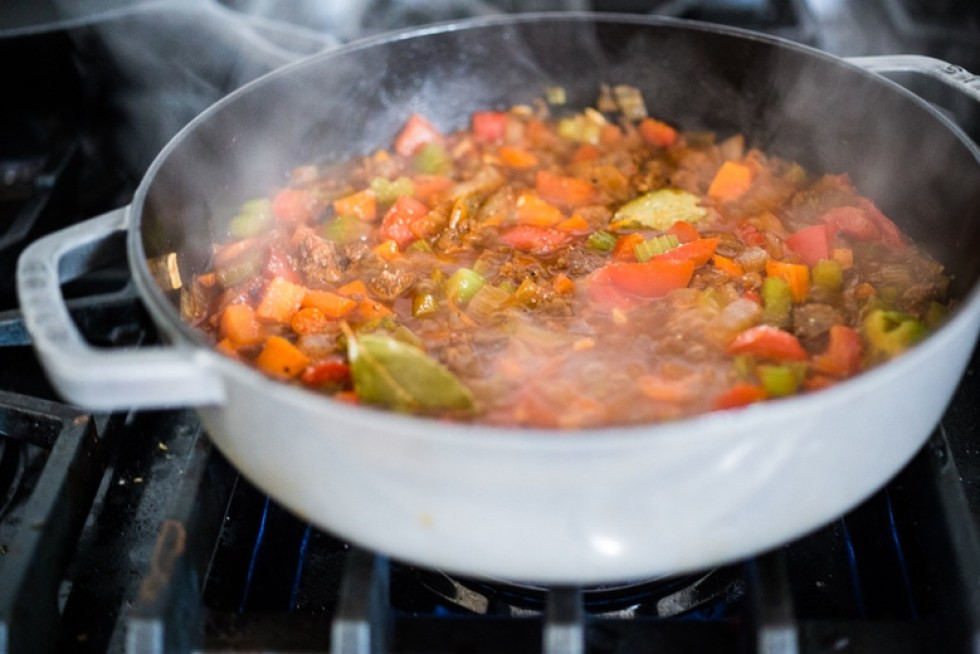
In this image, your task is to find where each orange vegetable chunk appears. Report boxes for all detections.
[302,289,357,318]
[219,303,264,346]
[535,170,594,208]
[333,189,377,222]
[255,276,308,323]
[499,146,539,169]
[765,260,810,303]
[255,335,310,379]
[707,161,753,202]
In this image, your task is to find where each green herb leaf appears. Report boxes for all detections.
[346,330,475,414]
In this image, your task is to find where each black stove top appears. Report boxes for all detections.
[1,2,979,653]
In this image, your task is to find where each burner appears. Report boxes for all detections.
[410,566,744,617]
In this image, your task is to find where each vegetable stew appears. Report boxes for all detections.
[182,86,950,428]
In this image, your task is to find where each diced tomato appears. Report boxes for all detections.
[711,383,767,410]
[654,237,719,267]
[498,225,572,254]
[394,113,442,156]
[784,224,831,267]
[301,356,351,386]
[819,206,878,241]
[638,118,678,148]
[812,325,862,377]
[379,195,430,249]
[667,220,700,244]
[603,259,695,298]
[263,245,301,284]
[612,233,644,262]
[855,198,904,248]
[472,111,508,143]
[535,170,595,208]
[272,188,316,224]
[726,325,808,361]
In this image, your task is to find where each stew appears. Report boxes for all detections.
[182,85,950,428]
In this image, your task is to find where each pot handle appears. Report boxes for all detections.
[846,55,980,104]
[16,207,226,410]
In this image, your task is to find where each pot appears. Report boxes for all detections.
[16,14,980,584]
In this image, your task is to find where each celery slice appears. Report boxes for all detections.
[864,309,926,357]
[762,276,792,328]
[586,230,617,252]
[634,234,680,262]
[758,364,801,397]
[811,259,843,292]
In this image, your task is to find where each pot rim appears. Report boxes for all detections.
[127,11,980,446]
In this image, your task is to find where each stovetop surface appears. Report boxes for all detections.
[0,1,979,653]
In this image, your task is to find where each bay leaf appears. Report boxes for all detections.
[609,188,707,231]
[347,331,475,414]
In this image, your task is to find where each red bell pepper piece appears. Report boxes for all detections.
[587,267,637,309]
[394,113,442,156]
[638,118,678,148]
[603,259,695,298]
[498,225,572,254]
[472,111,508,143]
[812,324,862,377]
[726,325,808,361]
[301,356,351,387]
[654,237,719,267]
[611,233,644,262]
[379,195,430,249]
[711,383,767,410]
[785,224,831,266]
[667,220,700,243]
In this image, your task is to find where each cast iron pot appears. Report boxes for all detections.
[17,14,980,584]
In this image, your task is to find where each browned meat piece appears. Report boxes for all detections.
[554,246,607,277]
[298,234,347,288]
[792,303,844,342]
[343,241,375,265]
[496,254,548,287]
[367,266,417,300]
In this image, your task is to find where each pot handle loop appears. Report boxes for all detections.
[846,55,980,104]
[16,207,226,410]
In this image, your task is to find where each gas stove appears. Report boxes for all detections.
[1,1,979,653]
